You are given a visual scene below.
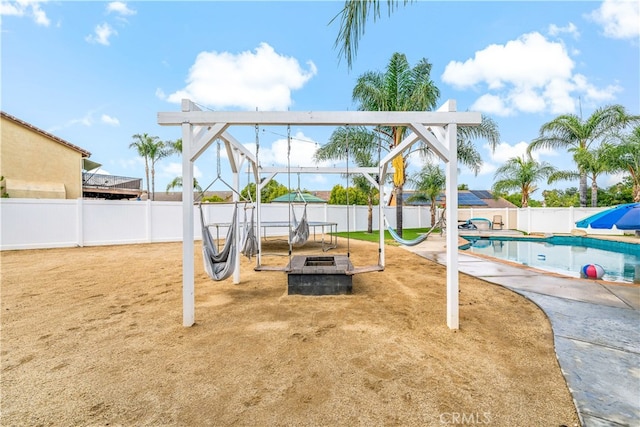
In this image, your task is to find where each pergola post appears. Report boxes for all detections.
[443,103,459,330]
[181,115,195,327]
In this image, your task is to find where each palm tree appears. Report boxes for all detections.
[352,52,440,237]
[528,104,640,207]
[166,177,202,194]
[418,114,500,175]
[575,145,616,207]
[408,164,445,226]
[492,155,557,208]
[148,139,170,201]
[607,126,640,202]
[129,133,158,200]
[164,138,203,197]
[332,0,414,69]
[316,54,499,237]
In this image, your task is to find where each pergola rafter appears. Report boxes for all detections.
[158,99,482,330]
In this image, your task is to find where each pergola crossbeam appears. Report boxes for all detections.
[158,110,482,127]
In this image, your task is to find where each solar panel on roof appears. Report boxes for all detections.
[458,192,487,206]
[401,191,487,206]
[470,190,493,199]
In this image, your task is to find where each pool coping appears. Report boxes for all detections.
[402,235,640,427]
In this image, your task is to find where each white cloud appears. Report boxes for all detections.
[107,1,136,16]
[117,157,142,171]
[101,114,120,126]
[166,43,317,110]
[161,162,202,180]
[0,0,50,26]
[572,74,622,103]
[484,141,557,164]
[548,22,580,39]
[476,162,497,176]
[604,171,627,186]
[241,131,329,169]
[86,23,117,46]
[442,31,618,116]
[155,88,166,99]
[587,0,640,40]
[48,112,93,133]
[49,109,122,132]
[470,94,512,116]
[462,140,557,179]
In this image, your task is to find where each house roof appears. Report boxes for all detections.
[1,111,91,157]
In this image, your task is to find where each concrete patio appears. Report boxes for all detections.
[404,234,640,427]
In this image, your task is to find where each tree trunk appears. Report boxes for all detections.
[522,192,528,208]
[591,178,598,207]
[430,202,436,227]
[144,160,150,201]
[151,168,156,201]
[630,168,639,202]
[367,195,373,234]
[579,171,588,207]
[396,186,403,238]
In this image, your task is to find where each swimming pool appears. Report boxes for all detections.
[460,235,640,284]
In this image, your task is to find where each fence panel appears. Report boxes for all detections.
[0,199,78,249]
[1,199,627,250]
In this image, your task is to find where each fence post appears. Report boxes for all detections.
[352,204,357,232]
[568,206,574,232]
[76,198,84,247]
[146,199,152,243]
[504,207,509,229]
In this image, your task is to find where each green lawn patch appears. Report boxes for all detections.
[332,228,440,246]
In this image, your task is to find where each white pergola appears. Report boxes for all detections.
[158,99,482,329]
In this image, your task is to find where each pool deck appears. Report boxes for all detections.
[403,233,640,427]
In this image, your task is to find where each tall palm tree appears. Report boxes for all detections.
[332,0,414,69]
[492,155,557,207]
[527,104,640,207]
[603,126,640,202]
[147,139,170,201]
[408,164,445,226]
[129,133,158,200]
[352,52,440,236]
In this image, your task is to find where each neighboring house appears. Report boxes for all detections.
[0,111,141,200]
[389,190,517,208]
[1,111,90,199]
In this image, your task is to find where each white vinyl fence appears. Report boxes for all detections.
[0,198,622,251]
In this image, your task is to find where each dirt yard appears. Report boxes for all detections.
[1,238,579,426]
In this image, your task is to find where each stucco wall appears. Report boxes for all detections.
[0,116,84,199]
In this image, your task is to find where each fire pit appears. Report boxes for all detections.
[287,255,353,295]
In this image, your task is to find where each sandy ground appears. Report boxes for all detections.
[1,238,579,426]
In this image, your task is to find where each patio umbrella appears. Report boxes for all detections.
[575,203,640,230]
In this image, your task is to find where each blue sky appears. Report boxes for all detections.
[2,0,639,200]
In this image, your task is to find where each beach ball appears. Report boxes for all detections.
[582,264,605,279]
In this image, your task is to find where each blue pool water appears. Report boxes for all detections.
[460,236,640,284]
